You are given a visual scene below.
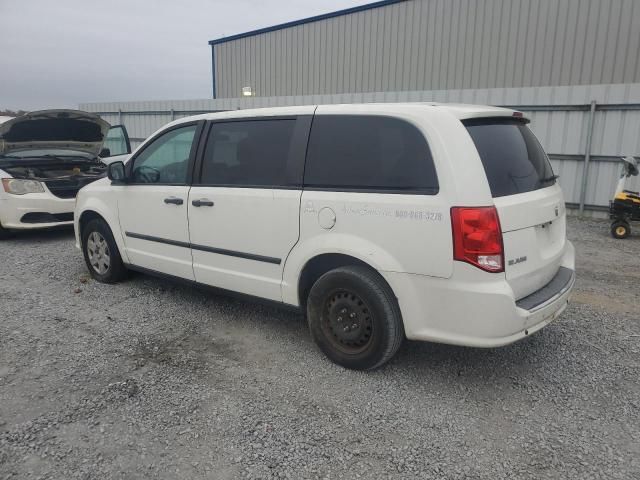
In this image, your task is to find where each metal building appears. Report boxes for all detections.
[209,0,640,99]
[83,0,640,216]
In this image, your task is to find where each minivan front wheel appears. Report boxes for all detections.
[82,218,127,283]
[0,223,10,240]
[307,266,404,370]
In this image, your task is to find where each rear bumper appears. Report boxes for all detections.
[516,266,573,312]
[383,241,575,348]
[0,193,75,230]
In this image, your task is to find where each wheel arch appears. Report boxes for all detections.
[295,253,398,311]
[282,233,406,308]
[78,210,106,238]
[76,203,129,264]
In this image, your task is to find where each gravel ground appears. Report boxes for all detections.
[0,217,639,479]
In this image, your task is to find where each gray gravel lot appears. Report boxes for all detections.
[1,217,639,479]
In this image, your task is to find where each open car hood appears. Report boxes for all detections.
[0,109,111,157]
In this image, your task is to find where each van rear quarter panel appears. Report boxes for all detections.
[282,106,495,306]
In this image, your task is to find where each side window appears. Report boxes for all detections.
[131,125,197,184]
[200,120,296,187]
[102,125,131,157]
[304,115,438,193]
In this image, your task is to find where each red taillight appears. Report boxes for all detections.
[451,206,504,273]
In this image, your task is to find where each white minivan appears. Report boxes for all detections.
[74,103,575,370]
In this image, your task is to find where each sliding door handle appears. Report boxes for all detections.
[164,197,184,205]
[192,199,214,207]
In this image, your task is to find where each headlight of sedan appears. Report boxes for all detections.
[1,178,45,195]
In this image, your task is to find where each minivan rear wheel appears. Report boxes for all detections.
[307,266,404,370]
[82,218,128,283]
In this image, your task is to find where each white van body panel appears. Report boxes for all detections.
[188,187,301,301]
[73,178,131,263]
[73,177,131,263]
[280,188,452,306]
[386,240,574,345]
[497,184,568,299]
[117,185,194,280]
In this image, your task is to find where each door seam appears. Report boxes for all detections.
[186,186,196,280]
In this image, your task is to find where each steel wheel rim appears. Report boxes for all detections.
[322,289,374,355]
[616,226,626,236]
[87,231,111,275]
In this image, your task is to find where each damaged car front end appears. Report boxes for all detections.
[0,110,129,238]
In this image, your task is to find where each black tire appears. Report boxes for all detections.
[307,265,404,370]
[81,218,128,283]
[0,223,10,240]
[611,220,631,239]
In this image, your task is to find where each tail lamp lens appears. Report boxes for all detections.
[451,206,504,272]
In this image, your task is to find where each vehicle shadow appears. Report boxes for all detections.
[124,270,567,381]
[4,226,75,243]
[394,334,557,373]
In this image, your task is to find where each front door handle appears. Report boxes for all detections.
[192,199,214,207]
[164,197,184,205]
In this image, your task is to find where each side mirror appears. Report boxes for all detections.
[107,161,127,184]
[99,147,111,158]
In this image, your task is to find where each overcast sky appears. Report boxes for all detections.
[0,0,367,111]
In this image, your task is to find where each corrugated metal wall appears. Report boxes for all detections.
[81,82,640,213]
[211,0,640,99]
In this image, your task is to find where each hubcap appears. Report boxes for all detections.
[323,290,373,354]
[87,231,111,274]
[616,226,626,236]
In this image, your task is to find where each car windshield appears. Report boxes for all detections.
[0,149,95,159]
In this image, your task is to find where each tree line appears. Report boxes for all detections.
[0,109,27,117]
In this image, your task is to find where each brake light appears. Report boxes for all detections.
[451,206,504,272]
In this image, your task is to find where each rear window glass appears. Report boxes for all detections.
[463,118,555,198]
[304,115,438,193]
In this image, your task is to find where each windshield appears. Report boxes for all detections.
[0,149,94,159]
[463,118,556,198]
